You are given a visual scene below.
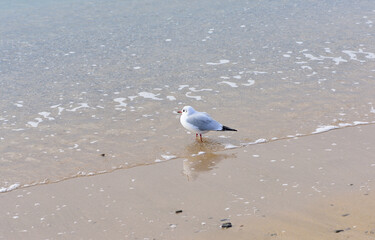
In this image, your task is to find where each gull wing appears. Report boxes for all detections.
[186,112,222,131]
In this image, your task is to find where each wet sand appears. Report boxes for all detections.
[2,0,375,189]
[1,124,374,239]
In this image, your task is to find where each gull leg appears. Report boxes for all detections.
[200,134,203,142]
[196,133,198,138]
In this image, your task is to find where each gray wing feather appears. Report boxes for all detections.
[186,113,221,131]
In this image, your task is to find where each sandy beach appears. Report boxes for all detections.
[1,124,374,239]
[1,1,375,239]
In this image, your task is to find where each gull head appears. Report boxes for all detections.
[177,106,195,115]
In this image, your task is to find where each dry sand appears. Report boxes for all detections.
[1,124,375,240]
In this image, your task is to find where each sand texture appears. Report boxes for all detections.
[1,125,375,239]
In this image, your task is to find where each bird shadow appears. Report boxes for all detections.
[182,138,236,181]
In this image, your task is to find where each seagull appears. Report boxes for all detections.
[177,106,237,141]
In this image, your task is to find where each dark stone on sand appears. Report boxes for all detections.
[175,210,183,214]
[101,153,105,157]
[335,229,344,233]
[221,222,232,229]
[270,233,277,236]
[342,213,350,217]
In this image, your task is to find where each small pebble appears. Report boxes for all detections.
[335,229,344,233]
[221,222,232,229]
[101,153,105,157]
[175,210,183,214]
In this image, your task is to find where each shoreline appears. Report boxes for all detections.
[2,121,375,194]
[1,124,375,239]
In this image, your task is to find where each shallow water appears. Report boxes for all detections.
[1,0,375,191]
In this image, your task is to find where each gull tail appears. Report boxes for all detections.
[221,125,237,131]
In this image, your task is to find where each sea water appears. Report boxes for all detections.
[1,0,375,191]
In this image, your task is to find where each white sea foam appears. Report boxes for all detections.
[128,96,137,101]
[185,92,202,101]
[312,186,321,193]
[166,96,176,101]
[342,49,375,62]
[301,66,312,70]
[192,151,205,157]
[138,92,163,100]
[57,107,64,115]
[307,71,317,77]
[12,128,25,131]
[161,154,177,160]
[206,59,230,65]
[246,138,267,145]
[114,98,127,107]
[250,71,267,75]
[331,57,347,65]
[254,138,267,144]
[0,183,20,193]
[189,87,213,92]
[304,53,324,61]
[218,81,238,88]
[342,50,358,61]
[304,52,348,65]
[324,48,332,53]
[338,123,352,127]
[39,112,55,120]
[224,143,240,149]
[353,121,369,125]
[178,85,189,90]
[242,80,255,86]
[66,103,91,112]
[50,104,61,108]
[27,118,43,128]
[312,125,338,134]
[14,102,23,107]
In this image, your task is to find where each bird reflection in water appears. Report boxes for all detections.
[182,138,236,181]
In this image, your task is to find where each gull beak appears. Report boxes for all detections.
[177,110,182,114]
